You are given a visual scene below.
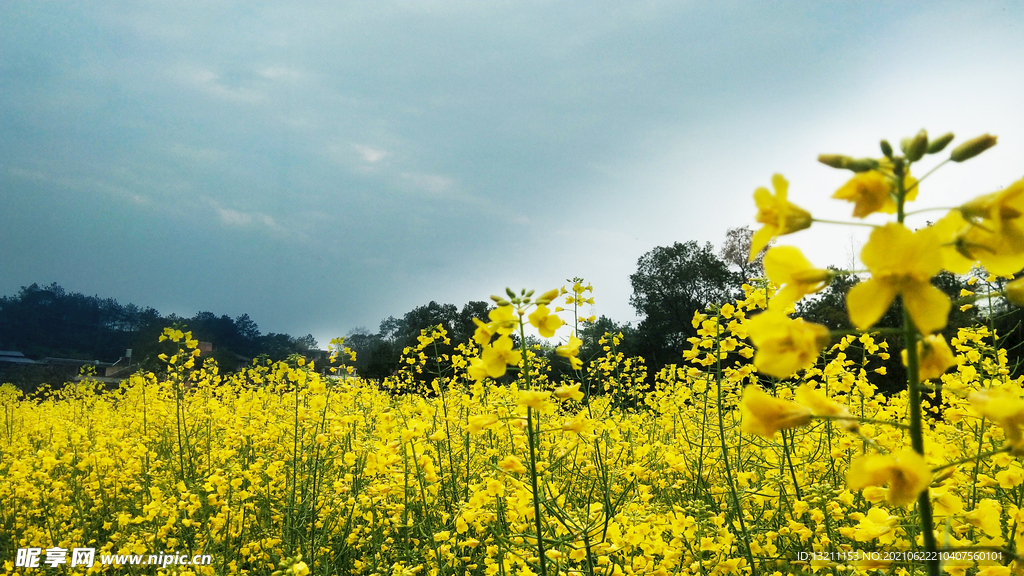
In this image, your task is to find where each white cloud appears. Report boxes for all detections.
[258,67,302,81]
[209,200,282,233]
[354,144,389,163]
[173,65,266,104]
[401,172,454,195]
[7,167,149,204]
[216,206,254,226]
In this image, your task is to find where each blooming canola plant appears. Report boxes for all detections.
[1,130,1023,576]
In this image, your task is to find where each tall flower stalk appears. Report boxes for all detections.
[743,129,1020,576]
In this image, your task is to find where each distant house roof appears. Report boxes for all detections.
[0,350,44,365]
[46,357,115,367]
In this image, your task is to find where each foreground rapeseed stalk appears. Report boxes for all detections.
[743,129,1024,576]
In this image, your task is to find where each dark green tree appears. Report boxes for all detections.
[629,241,735,371]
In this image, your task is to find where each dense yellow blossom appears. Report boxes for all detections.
[2,311,1021,576]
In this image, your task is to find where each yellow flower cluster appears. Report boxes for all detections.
[1,290,1021,576]
[3,131,1022,576]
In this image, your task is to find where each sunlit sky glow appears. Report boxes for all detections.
[2,2,1022,347]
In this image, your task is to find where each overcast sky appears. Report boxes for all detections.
[2,1,1022,348]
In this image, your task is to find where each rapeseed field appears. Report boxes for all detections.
[2,130,1023,575]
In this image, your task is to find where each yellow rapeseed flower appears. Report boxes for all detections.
[528,305,563,338]
[497,455,527,474]
[746,310,830,378]
[485,479,505,496]
[517,390,555,414]
[969,387,1024,455]
[847,450,931,507]
[793,384,858,432]
[739,385,813,438]
[479,335,521,380]
[473,305,519,346]
[849,507,899,543]
[831,159,918,218]
[964,499,1003,537]
[553,383,584,401]
[900,334,955,381]
[955,178,1024,276]
[466,414,499,434]
[996,465,1024,489]
[847,223,950,335]
[763,246,832,310]
[749,174,812,260]
[976,563,1011,576]
[556,334,583,370]
[561,414,595,434]
[467,358,489,382]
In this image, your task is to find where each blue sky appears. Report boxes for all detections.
[2,1,1022,347]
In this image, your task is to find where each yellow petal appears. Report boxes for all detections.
[903,334,956,381]
[846,278,898,331]
[747,311,830,378]
[765,245,813,283]
[832,171,894,218]
[848,450,931,507]
[749,225,775,260]
[933,211,974,274]
[902,280,951,335]
[739,386,812,437]
[771,173,789,198]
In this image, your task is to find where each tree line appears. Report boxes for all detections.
[2,227,1020,392]
[0,283,318,373]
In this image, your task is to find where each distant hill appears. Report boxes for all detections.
[0,282,319,389]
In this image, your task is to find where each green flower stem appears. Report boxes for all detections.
[905,158,950,192]
[904,305,940,576]
[828,328,904,338]
[898,163,940,576]
[811,218,880,228]
[815,415,910,430]
[969,417,986,512]
[781,429,803,501]
[519,318,549,576]
[713,313,756,572]
[932,446,1009,473]
[902,206,957,218]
